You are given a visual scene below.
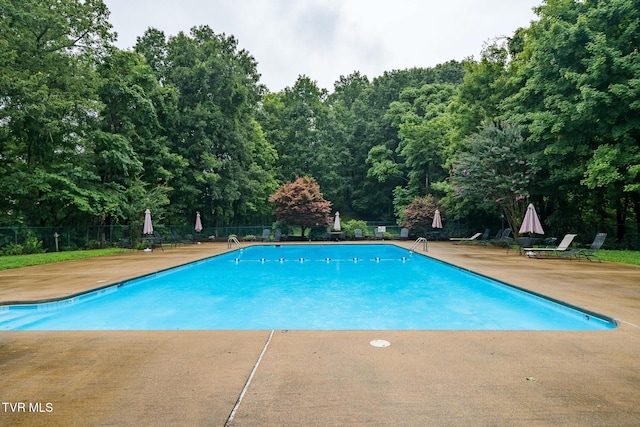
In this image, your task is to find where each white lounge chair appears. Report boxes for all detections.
[450,232,482,243]
[523,234,577,258]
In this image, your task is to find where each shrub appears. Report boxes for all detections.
[342,219,369,239]
[135,241,148,250]
[308,227,328,241]
[2,243,24,256]
[23,233,44,254]
[86,239,103,249]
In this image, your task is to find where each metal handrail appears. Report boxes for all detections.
[409,237,427,252]
[227,236,243,249]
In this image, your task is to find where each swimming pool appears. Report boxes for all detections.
[0,244,615,331]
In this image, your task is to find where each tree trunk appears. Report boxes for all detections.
[615,197,627,244]
[631,193,640,250]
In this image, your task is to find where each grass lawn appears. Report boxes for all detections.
[597,250,640,266]
[0,248,129,271]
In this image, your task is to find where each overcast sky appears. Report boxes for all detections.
[103,0,541,92]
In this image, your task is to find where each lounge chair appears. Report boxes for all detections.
[514,236,535,255]
[562,233,606,262]
[169,231,195,246]
[476,228,491,245]
[260,229,271,241]
[491,228,513,247]
[169,231,182,247]
[274,229,282,242]
[449,232,482,244]
[119,237,134,250]
[400,228,409,239]
[149,231,164,251]
[354,229,363,240]
[523,234,577,258]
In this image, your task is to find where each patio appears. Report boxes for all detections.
[1,241,639,426]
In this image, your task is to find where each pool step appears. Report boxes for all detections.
[0,310,51,330]
[0,309,19,322]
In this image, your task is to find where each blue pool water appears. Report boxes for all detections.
[0,244,614,331]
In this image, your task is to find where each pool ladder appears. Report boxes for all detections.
[227,236,244,249]
[409,237,428,252]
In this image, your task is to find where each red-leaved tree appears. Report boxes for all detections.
[269,176,332,236]
[402,195,443,237]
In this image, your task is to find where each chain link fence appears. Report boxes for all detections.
[0,223,409,253]
[0,220,637,253]
[0,225,274,253]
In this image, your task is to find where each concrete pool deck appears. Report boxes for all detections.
[0,241,639,426]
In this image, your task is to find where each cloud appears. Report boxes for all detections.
[295,4,342,49]
[103,0,541,91]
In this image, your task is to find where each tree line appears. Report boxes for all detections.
[1,0,638,247]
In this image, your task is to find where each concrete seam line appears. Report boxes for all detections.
[225,329,275,426]
[617,318,640,329]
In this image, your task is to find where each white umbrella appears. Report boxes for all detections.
[195,212,203,232]
[143,209,153,235]
[519,203,544,235]
[432,209,443,229]
[333,211,341,231]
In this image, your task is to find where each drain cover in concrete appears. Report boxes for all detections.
[370,339,390,347]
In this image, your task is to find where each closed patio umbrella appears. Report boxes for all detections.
[432,209,443,229]
[333,211,341,231]
[143,209,154,252]
[195,212,203,232]
[143,209,153,235]
[519,203,544,235]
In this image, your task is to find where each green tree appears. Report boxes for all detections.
[325,72,371,215]
[134,27,169,80]
[92,49,183,226]
[139,25,276,226]
[0,0,114,226]
[387,84,457,201]
[259,76,330,182]
[257,75,356,216]
[504,0,640,242]
[449,122,538,237]
[457,42,511,130]
[350,69,442,219]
